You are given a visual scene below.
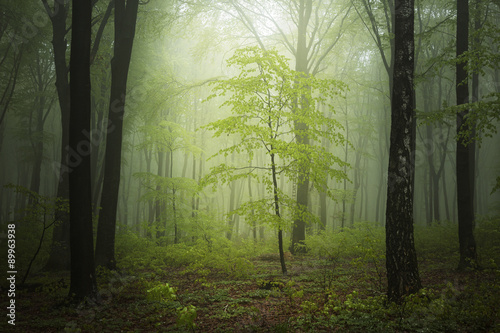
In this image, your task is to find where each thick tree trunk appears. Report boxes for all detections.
[291,0,312,254]
[385,0,421,303]
[68,0,98,301]
[95,0,139,269]
[456,0,478,270]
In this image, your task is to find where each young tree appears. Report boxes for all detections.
[68,0,98,301]
[203,47,348,275]
[385,0,421,303]
[182,0,353,251]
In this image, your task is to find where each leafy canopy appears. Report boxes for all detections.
[203,46,349,227]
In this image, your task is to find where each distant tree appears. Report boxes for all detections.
[68,0,98,301]
[203,47,348,275]
[134,172,199,243]
[385,0,421,303]
[135,119,200,243]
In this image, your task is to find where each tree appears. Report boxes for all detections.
[203,47,348,275]
[95,0,140,269]
[41,0,72,271]
[182,0,353,251]
[42,0,114,271]
[455,0,478,270]
[135,118,200,243]
[385,0,421,303]
[68,0,98,301]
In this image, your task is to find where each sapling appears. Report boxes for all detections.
[203,46,349,275]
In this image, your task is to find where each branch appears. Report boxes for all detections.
[90,0,115,65]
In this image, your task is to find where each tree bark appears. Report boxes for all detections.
[271,150,287,276]
[68,0,98,301]
[456,0,478,270]
[385,0,421,303]
[43,0,71,272]
[95,0,139,269]
[291,0,312,254]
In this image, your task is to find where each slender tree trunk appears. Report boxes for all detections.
[271,150,287,275]
[341,119,348,229]
[143,148,154,237]
[456,0,478,270]
[43,0,71,272]
[227,152,237,240]
[155,150,165,239]
[385,0,421,303]
[247,173,257,241]
[350,148,363,227]
[29,95,46,196]
[95,0,139,269]
[68,0,98,301]
[442,163,451,221]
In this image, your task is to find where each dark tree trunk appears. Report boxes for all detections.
[456,0,478,270]
[270,151,287,275]
[385,0,421,303]
[95,0,139,269]
[68,0,98,301]
[43,0,71,272]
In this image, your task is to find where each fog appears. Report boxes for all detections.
[1,0,500,330]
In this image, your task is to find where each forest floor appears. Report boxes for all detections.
[2,247,500,333]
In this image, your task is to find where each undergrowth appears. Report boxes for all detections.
[2,215,499,332]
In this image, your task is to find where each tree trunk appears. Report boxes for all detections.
[155,150,165,239]
[43,0,71,272]
[95,0,139,269]
[385,0,421,303]
[270,150,287,275]
[68,0,98,301]
[291,0,312,254]
[456,0,478,270]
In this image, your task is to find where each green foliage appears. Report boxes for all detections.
[414,222,459,265]
[146,282,177,303]
[116,227,255,279]
[2,184,68,283]
[305,223,385,291]
[475,215,500,264]
[203,46,349,232]
[136,120,200,155]
[176,304,197,330]
[419,92,500,146]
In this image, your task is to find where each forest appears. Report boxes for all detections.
[0,0,500,331]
